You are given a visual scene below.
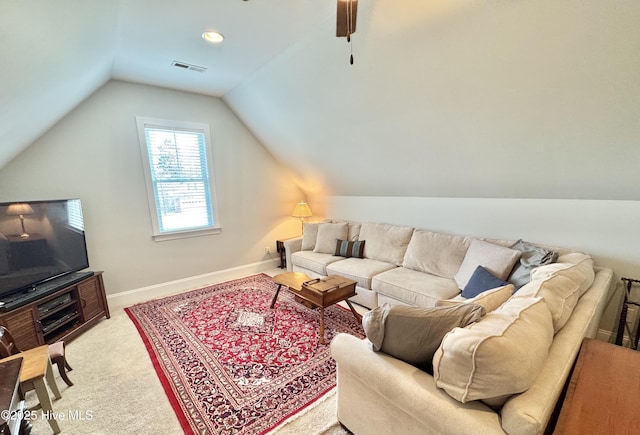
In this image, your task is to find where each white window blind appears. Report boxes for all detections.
[67,199,84,231]
[136,117,220,240]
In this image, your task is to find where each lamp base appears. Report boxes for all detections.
[20,232,30,239]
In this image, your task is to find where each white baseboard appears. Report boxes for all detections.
[107,259,278,309]
[596,328,616,344]
[596,328,637,347]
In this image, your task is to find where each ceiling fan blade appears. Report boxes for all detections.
[336,0,358,37]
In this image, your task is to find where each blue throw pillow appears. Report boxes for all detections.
[462,266,510,298]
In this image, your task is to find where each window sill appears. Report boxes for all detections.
[152,227,222,242]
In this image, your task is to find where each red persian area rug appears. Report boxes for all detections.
[125,273,364,435]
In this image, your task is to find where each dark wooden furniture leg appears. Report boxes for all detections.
[319,307,326,345]
[276,240,286,269]
[270,284,283,309]
[48,341,73,387]
[345,300,362,324]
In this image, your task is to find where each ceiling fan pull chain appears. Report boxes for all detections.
[348,0,354,64]
[336,0,357,65]
[350,40,354,65]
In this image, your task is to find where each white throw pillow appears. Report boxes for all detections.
[433,297,553,404]
[436,283,514,313]
[454,239,522,289]
[313,223,349,254]
[301,223,320,251]
[513,253,594,332]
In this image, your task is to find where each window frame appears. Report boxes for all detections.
[136,116,221,241]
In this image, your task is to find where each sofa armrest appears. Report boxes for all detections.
[330,333,504,435]
[283,237,302,272]
[500,267,614,435]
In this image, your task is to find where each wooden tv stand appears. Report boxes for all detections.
[0,272,109,350]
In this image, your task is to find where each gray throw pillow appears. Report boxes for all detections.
[508,239,558,290]
[362,303,486,373]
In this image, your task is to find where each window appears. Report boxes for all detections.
[136,117,221,241]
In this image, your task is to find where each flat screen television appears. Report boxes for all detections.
[0,199,90,299]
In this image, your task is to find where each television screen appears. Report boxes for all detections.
[0,199,90,298]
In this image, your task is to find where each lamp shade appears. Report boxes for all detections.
[7,203,34,216]
[291,201,312,218]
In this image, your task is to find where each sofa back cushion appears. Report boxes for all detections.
[333,220,361,241]
[358,222,414,266]
[402,230,471,279]
[433,297,553,405]
[513,253,594,333]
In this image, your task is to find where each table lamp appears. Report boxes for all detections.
[7,203,35,238]
[291,201,312,234]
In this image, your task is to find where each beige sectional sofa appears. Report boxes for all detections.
[284,220,614,434]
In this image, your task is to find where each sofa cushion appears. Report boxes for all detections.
[508,239,558,289]
[454,239,522,289]
[334,239,366,258]
[363,303,486,373]
[513,253,594,332]
[437,283,514,313]
[433,297,553,404]
[313,222,349,254]
[301,222,320,251]
[358,222,414,266]
[291,251,344,276]
[372,267,461,307]
[326,257,397,290]
[334,220,362,241]
[462,266,510,298]
[555,252,596,298]
[402,230,471,279]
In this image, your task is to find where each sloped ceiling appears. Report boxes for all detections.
[225,0,640,200]
[2,0,640,200]
[0,0,333,167]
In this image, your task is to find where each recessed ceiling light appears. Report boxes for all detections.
[202,31,224,44]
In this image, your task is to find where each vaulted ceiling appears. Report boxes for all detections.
[2,0,639,200]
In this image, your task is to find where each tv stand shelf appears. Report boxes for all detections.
[0,272,109,350]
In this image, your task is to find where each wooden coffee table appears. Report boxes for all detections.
[271,272,362,344]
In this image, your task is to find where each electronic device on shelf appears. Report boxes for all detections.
[37,293,72,315]
[0,271,93,312]
[0,199,91,312]
[41,310,79,334]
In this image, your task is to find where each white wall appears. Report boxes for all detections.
[319,195,640,335]
[0,80,305,295]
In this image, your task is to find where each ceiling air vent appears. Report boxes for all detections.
[171,61,207,73]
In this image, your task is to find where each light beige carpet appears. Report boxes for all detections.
[28,307,351,434]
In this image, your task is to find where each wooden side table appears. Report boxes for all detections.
[0,346,62,434]
[276,237,299,269]
[553,338,640,434]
